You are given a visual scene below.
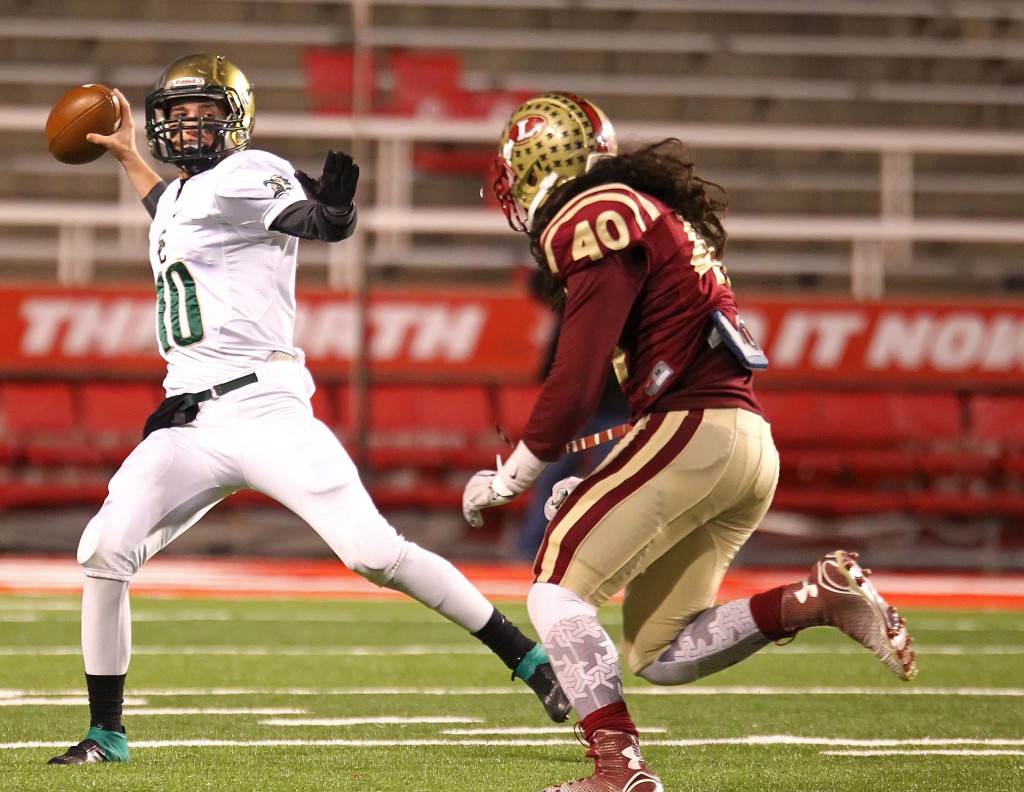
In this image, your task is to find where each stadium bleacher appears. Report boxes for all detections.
[0,0,1022,565]
[3,0,1024,291]
[0,379,1021,527]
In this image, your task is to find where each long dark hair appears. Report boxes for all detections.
[527,138,728,306]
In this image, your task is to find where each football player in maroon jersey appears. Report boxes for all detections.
[462,93,917,792]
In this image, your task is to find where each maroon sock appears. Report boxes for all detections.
[579,701,638,742]
[748,586,792,641]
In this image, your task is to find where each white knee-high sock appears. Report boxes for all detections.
[636,598,770,686]
[528,582,623,720]
[384,541,493,633]
[82,577,131,676]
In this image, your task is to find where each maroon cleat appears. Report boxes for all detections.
[782,549,917,681]
[541,729,663,792]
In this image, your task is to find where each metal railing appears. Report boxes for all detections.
[6,107,1024,296]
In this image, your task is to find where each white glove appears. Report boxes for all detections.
[462,469,515,529]
[461,441,547,528]
[544,476,583,521]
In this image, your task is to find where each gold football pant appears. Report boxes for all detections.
[534,407,779,673]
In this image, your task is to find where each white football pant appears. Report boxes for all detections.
[77,360,493,674]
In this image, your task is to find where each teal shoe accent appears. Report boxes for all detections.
[85,726,130,763]
[512,643,548,683]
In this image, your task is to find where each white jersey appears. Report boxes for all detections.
[148,149,308,394]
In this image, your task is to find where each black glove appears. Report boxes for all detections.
[294,150,359,213]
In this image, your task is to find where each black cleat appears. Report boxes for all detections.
[47,739,108,765]
[527,661,573,723]
[513,644,573,723]
[46,726,129,765]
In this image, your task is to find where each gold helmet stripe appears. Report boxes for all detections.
[557,93,613,153]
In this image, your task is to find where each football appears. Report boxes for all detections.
[44,84,121,164]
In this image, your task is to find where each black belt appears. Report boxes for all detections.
[180,372,258,410]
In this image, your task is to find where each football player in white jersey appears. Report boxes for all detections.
[47,53,569,766]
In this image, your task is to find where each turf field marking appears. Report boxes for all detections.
[128,612,465,623]
[825,750,1024,756]
[443,727,668,735]
[127,708,309,716]
[910,618,1020,631]
[629,685,1024,697]
[768,645,1024,656]
[2,739,571,749]
[0,697,305,715]
[6,607,1018,629]
[0,696,148,707]
[0,613,68,622]
[0,600,79,611]
[689,736,1024,746]
[261,717,483,726]
[0,645,490,657]
[6,644,1024,657]
[4,685,1024,698]
[0,610,548,624]
[4,736,1023,750]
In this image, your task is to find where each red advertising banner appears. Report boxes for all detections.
[0,285,551,381]
[0,286,1021,388]
[742,297,1024,389]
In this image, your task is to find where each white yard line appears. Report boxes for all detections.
[443,726,668,735]
[0,696,148,707]
[825,749,1024,756]
[0,600,79,611]
[125,612,463,623]
[261,717,483,726]
[629,685,1024,697]
[0,645,489,657]
[2,607,1021,632]
[3,644,1022,657]
[0,610,488,623]
[3,685,1023,698]
[126,708,309,716]
[0,699,305,714]
[2,739,571,748]
[667,736,1024,746]
[4,735,1023,751]
[775,645,1024,655]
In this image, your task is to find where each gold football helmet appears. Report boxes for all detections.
[145,53,254,174]
[492,92,617,232]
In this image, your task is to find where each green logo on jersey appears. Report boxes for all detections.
[263,175,293,198]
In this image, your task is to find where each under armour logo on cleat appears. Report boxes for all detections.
[621,745,643,770]
[623,773,663,792]
[794,581,819,604]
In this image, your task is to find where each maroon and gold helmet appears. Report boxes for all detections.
[492,92,617,232]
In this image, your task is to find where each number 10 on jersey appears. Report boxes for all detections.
[156,261,205,351]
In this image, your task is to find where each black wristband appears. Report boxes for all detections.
[322,203,354,218]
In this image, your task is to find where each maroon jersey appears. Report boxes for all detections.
[522,182,761,460]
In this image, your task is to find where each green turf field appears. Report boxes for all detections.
[1,594,1021,791]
